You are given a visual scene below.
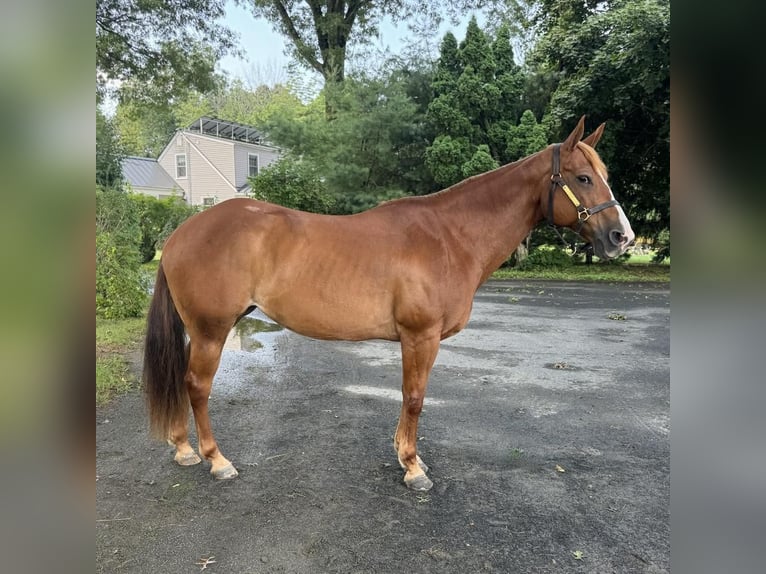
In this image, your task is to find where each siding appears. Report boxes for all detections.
[187,143,237,204]
[234,143,281,187]
[158,134,191,200]
[177,132,235,204]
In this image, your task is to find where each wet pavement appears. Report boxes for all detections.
[97,280,670,573]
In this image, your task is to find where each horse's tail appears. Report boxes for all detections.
[143,263,189,440]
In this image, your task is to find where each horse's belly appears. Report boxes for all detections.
[256,292,399,342]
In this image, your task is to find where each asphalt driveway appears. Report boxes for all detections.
[97,279,670,573]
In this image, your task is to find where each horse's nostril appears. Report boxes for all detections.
[609,229,626,246]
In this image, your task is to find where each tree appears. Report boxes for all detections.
[506,109,547,159]
[265,75,427,209]
[249,156,334,213]
[96,109,124,187]
[526,0,670,240]
[237,1,486,115]
[424,17,530,187]
[96,0,235,102]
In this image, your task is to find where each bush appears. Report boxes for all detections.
[129,193,199,263]
[250,156,335,213]
[96,187,147,318]
[518,244,574,269]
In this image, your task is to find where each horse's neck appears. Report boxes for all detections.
[434,155,546,282]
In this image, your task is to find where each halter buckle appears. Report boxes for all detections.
[577,207,591,222]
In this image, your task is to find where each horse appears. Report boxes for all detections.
[143,117,635,491]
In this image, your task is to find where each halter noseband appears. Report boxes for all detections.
[548,144,620,237]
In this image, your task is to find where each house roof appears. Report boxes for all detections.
[122,156,177,190]
[185,116,264,145]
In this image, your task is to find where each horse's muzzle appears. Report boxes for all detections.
[593,224,635,259]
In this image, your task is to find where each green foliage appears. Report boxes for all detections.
[96,109,123,187]
[96,188,147,318]
[425,17,540,188]
[97,0,234,102]
[250,156,335,213]
[506,110,548,159]
[492,263,670,282]
[129,194,199,263]
[266,76,430,210]
[425,135,471,187]
[519,244,574,269]
[114,99,178,158]
[96,316,146,404]
[115,79,305,158]
[462,145,499,178]
[530,0,670,241]
[242,1,485,100]
[652,229,670,263]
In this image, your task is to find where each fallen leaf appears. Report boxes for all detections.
[195,555,216,570]
[555,465,566,473]
[572,550,584,560]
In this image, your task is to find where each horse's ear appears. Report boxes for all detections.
[562,115,586,151]
[582,123,605,148]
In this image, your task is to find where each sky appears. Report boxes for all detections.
[217,1,482,87]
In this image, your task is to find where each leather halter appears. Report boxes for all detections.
[548,144,620,235]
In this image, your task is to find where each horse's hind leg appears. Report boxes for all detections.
[170,419,202,466]
[167,341,202,466]
[186,330,238,479]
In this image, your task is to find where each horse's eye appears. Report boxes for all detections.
[577,175,592,185]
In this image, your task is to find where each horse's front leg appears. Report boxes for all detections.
[394,329,440,491]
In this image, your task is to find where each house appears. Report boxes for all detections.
[122,116,281,206]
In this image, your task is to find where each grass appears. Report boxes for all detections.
[96,316,146,405]
[492,263,670,282]
[96,254,161,405]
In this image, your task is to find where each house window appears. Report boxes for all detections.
[248,153,259,177]
[202,197,215,207]
[175,154,187,178]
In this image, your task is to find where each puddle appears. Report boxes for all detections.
[543,362,583,371]
[223,310,284,352]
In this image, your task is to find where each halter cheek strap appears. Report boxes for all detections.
[548,144,620,235]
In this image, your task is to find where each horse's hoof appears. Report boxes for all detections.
[405,473,433,491]
[211,463,239,480]
[175,452,202,466]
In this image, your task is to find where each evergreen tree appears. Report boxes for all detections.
[424,18,529,187]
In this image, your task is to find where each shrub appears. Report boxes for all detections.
[129,193,199,263]
[250,156,335,213]
[518,244,574,269]
[96,187,147,318]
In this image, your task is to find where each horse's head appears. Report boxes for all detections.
[544,117,635,260]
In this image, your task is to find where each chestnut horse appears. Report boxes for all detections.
[144,117,634,491]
